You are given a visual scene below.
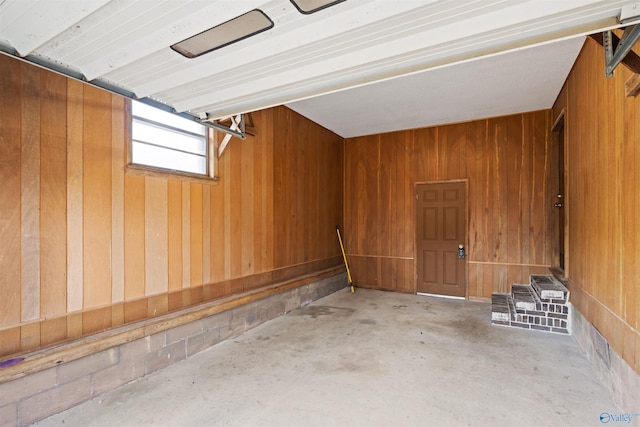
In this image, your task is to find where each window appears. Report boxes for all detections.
[131,100,211,177]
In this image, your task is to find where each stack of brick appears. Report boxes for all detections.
[491,275,570,334]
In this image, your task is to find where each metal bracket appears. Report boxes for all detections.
[604,24,640,77]
[204,114,245,158]
[201,114,246,141]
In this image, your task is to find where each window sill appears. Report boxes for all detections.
[125,164,219,184]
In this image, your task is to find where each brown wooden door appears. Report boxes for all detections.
[416,182,466,297]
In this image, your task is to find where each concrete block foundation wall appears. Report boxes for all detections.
[571,304,640,415]
[0,273,346,427]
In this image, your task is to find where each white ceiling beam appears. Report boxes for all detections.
[0,0,110,56]
[173,0,629,116]
[129,0,444,98]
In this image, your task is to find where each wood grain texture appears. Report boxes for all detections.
[66,79,84,313]
[111,97,126,303]
[167,180,183,291]
[345,111,554,295]
[145,178,168,296]
[124,174,145,299]
[40,71,68,317]
[0,55,23,326]
[555,37,640,372]
[1,56,343,357]
[82,86,112,309]
[20,63,41,321]
[190,183,203,287]
[273,107,344,269]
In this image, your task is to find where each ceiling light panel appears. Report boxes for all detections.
[171,9,274,58]
[290,0,346,14]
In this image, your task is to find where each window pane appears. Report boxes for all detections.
[130,100,209,176]
[133,120,206,155]
[132,101,205,136]
[132,142,206,175]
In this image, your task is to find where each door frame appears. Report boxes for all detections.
[552,110,568,275]
[413,179,469,299]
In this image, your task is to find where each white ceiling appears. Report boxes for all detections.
[286,36,586,137]
[0,0,637,138]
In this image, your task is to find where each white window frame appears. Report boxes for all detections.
[128,100,218,181]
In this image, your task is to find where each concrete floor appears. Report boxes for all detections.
[35,289,619,427]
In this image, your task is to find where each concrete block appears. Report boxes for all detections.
[186,332,208,357]
[57,347,119,385]
[0,403,16,427]
[203,326,222,348]
[283,288,302,313]
[19,376,91,426]
[144,340,186,374]
[0,368,57,407]
[92,353,144,397]
[119,337,153,361]
[147,332,166,351]
[260,294,286,321]
[228,302,257,336]
[166,319,204,344]
[202,311,230,334]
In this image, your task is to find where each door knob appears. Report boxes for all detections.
[554,203,563,208]
[458,244,465,259]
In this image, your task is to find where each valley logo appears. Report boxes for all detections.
[600,412,640,424]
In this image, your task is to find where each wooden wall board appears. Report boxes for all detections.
[21,323,41,353]
[145,177,169,296]
[0,328,21,357]
[147,294,169,318]
[229,136,243,277]
[40,317,67,347]
[124,174,145,299]
[111,303,124,328]
[66,313,83,341]
[82,86,112,309]
[345,111,554,295]
[0,55,23,327]
[190,183,204,287]
[241,132,255,276]
[182,181,191,287]
[82,307,112,335]
[124,299,148,324]
[209,172,225,283]
[553,37,640,374]
[167,180,183,291]
[111,97,126,303]
[20,63,41,322]
[66,79,84,313]
[202,184,212,284]
[2,56,343,357]
[40,71,68,317]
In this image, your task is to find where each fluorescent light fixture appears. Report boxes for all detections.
[290,0,346,15]
[171,9,273,58]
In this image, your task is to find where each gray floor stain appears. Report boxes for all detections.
[291,305,355,318]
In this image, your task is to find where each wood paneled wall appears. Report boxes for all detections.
[0,55,343,358]
[553,37,640,375]
[344,111,555,296]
